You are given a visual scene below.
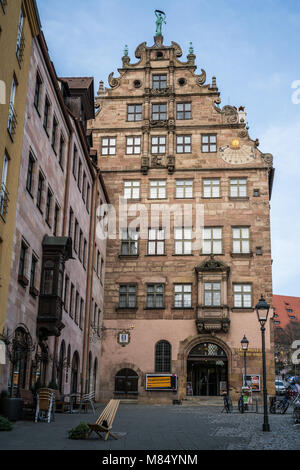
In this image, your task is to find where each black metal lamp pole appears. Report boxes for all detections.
[256,295,271,432]
[241,335,249,387]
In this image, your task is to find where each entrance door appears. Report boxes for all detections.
[115,369,138,397]
[187,343,228,397]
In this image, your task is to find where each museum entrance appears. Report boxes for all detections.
[187,343,228,397]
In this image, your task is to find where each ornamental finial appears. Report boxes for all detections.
[189,42,194,54]
[124,45,128,57]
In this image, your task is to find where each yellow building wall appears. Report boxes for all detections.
[0,1,40,359]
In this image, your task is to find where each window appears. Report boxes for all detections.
[26,152,35,195]
[203,179,220,198]
[176,135,191,153]
[147,284,165,309]
[101,137,116,155]
[74,220,79,253]
[77,160,82,191]
[151,136,166,154]
[58,135,65,168]
[51,116,58,151]
[64,275,69,312]
[230,178,247,198]
[36,172,44,212]
[203,228,222,255]
[83,240,87,268]
[152,103,167,121]
[174,284,192,308]
[45,188,53,226]
[82,172,86,201]
[119,285,137,309]
[75,292,79,325]
[175,227,192,255]
[34,73,42,111]
[176,103,192,120]
[16,8,24,63]
[204,283,221,307]
[127,104,142,122]
[18,241,28,278]
[148,228,165,255]
[8,76,17,137]
[149,180,166,199]
[201,134,217,153]
[124,181,140,199]
[69,284,74,317]
[155,341,171,373]
[0,152,9,218]
[78,230,83,261]
[126,137,141,155]
[121,229,139,256]
[287,309,293,313]
[1,0,7,13]
[43,96,50,133]
[68,208,73,238]
[86,184,90,212]
[72,146,77,178]
[30,255,38,289]
[42,261,55,295]
[232,227,250,254]
[79,299,84,330]
[233,284,252,308]
[152,75,167,89]
[289,316,295,320]
[176,180,193,199]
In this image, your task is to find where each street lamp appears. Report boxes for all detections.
[241,335,249,387]
[256,294,271,432]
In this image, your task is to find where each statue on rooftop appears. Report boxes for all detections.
[155,10,166,36]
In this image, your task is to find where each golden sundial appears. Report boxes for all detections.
[219,139,257,165]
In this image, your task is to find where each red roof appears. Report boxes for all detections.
[273,295,300,329]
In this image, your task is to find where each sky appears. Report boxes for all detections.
[36,0,300,297]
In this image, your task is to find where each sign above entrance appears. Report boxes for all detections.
[146,374,177,391]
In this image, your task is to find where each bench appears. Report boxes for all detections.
[79,391,96,414]
[87,399,120,441]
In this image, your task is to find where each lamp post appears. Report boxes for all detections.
[241,335,249,387]
[256,294,271,432]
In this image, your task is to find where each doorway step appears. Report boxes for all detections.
[119,399,138,404]
[182,396,223,406]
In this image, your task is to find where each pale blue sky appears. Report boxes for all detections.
[36,0,300,297]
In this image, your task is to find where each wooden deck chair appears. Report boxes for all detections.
[87,399,120,441]
[35,388,55,423]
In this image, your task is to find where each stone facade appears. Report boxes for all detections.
[89,36,275,403]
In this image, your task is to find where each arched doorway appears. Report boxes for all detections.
[93,358,98,394]
[187,342,228,397]
[8,327,33,397]
[57,341,65,393]
[115,369,138,398]
[71,351,80,394]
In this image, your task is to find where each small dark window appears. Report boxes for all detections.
[134,80,142,88]
[256,247,262,256]
[43,96,50,132]
[34,73,42,111]
[26,152,35,195]
[156,51,163,58]
[254,189,260,197]
[37,172,44,212]
[178,78,186,86]
[18,241,28,277]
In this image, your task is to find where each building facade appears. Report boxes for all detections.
[0,0,41,376]
[89,35,276,403]
[0,30,108,401]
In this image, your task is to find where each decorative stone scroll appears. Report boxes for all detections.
[261,153,274,167]
[195,69,207,86]
[108,72,121,89]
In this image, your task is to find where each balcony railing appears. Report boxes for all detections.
[7,103,17,138]
[16,34,25,66]
[0,183,9,220]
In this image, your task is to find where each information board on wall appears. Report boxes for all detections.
[146,374,178,391]
[244,374,261,392]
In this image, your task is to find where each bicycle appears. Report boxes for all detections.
[222,392,233,413]
[238,388,250,413]
[269,390,298,415]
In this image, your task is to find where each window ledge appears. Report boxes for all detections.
[18,275,29,288]
[116,307,138,312]
[172,307,194,310]
[231,252,253,258]
[172,254,194,257]
[144,307,166,311]
[229,197,249,201]
[29,286,39,298]
[119,255,139,259]
[200,253,225,256]
[145,254,167,257]
[232,308,254,312]
[34,104,41,117]
[26,189,34,200]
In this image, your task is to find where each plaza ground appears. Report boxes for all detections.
[0,403,299,451]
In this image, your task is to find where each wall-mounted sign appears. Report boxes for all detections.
[244,374,261,392]
[118,330,131,347]
[146,374,178,391]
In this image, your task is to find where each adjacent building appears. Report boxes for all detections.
[89,35,276,403]
[0,30,108,401]
[0,0,41,377]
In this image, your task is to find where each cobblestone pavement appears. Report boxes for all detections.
[0,404,299,450]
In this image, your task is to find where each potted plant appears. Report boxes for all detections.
[0,390,23,422]
[68,422,89,440]
[0,416,13,431]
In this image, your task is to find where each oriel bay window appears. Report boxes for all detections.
[233,284,252,308]
[174,284,192,308]
[147,284,165,309]
[204,283,221,307]
[121,228,139,256]
[42,261,55,295]
[119,285,137,309]
[232,227,250,254]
